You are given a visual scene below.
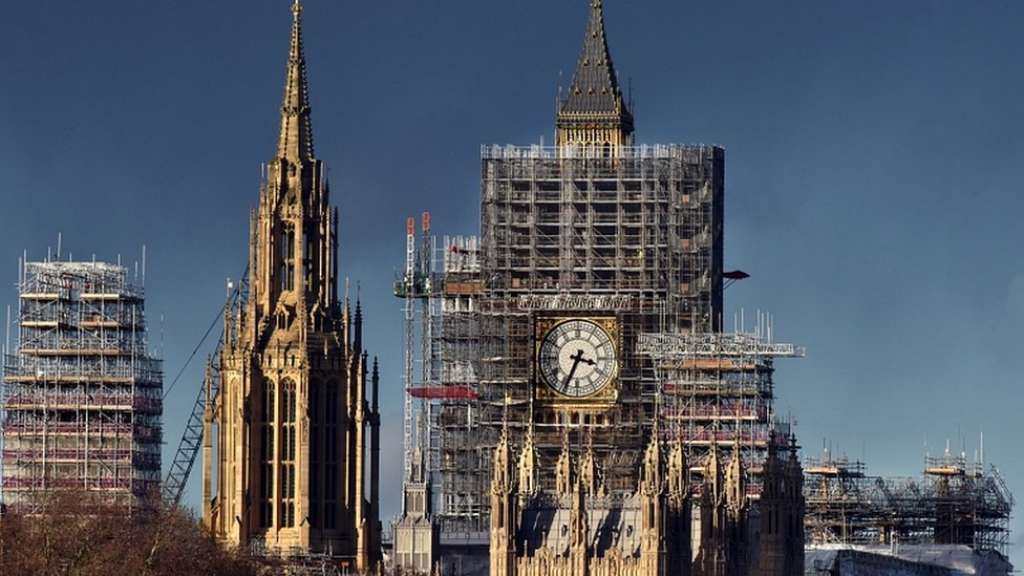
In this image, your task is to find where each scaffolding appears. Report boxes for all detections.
[1,259,162,512]
[394,214,486,535]
[480,144,723,330]
[476,143,727,495]
[408,145,726,529]
[803,448,1014,556]
[392,143,731,574]
[638,328,804,491]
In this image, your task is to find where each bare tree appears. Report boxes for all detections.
[0,490,258,576]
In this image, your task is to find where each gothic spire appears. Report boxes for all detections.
[277,0,315,162]
[557,0,634,146]
[354,295,363,354]
[641,425,662,495]
[492,424,515,494]
[726,443,746,512]
[518,425,537,497]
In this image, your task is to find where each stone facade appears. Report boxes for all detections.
[393,449,440,574]
[201,2,380,571]
[489,428,803,576]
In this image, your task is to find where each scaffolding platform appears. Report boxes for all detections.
[1,259,162,513]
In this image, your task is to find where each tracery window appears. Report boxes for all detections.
[279,379,297,527]
[309,380,320,528]
[324,385,338,529]
[279,224,295,292]
[259,381,275,528]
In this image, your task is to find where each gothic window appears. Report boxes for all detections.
[303,226,315,291]
[324,385,338,529]
[279,224,296,292]
[260,381,275,528]
[280,379,297,528]
[309,380,320,528]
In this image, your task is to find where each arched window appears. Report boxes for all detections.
[303,226,315,291]
[279,224,295,292]
[309,380,320,528]
[259,381,275,528]
[279,379,297,528]
[324,384,338,529]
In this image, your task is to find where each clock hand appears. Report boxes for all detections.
[564,349,587,388]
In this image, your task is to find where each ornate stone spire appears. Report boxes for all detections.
[354,296,363,354]
[725,442,746,513]
[557,0,634,148]
[579,433,599,495]
[705,441,724,504]
[667,435,688,499]
[641,423,663,496]
[492,425,515,494]
[490,422,518,576]
[518,425,538,497]
[556,430,573,496]
[277,0,315,162]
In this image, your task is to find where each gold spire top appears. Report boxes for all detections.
[277,0,315,162]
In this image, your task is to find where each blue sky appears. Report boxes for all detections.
[1,0,1022,557]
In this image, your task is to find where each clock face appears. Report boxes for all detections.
[538,319,617,398]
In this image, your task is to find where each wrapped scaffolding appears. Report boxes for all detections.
[435,236,486,529]
[804,448,1014,556]
[477,143,726,487]
[1,259,162,512]
[394,214,491,575]
[479,143,723,332]
[637,329,805,490]
[396,143,734,574]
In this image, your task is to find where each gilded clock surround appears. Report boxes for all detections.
[533,315,620,407]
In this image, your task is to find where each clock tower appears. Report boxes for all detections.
[479,1,725,574]
[480,2,802,575]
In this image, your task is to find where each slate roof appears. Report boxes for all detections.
[558,1,633,130]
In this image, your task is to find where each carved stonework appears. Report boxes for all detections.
[202,2,380,570]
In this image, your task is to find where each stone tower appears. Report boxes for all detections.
[757,436,805,576]
[489,427,517,576]
[202,1,380,570]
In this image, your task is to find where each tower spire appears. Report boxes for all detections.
[277,0,315,162]
[557,0,634,148]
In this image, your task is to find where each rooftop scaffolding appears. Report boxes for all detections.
[639,328,803,490]
[637,331,806,359]
[803,448,1013,556]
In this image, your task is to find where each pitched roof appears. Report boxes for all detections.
[558,1,633,128]
[276,0,315,162]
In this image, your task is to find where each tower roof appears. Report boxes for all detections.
[276,0,315,162]
[558,0,633,131]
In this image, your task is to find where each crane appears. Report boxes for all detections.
[161,270,248,507]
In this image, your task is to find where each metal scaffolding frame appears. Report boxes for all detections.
[479,144,723,329]
[474,143,727,505]
[394,215,487,536]
[638,328,804,491]
[803,448,1014,556]
[1,259,162,512]
[392,144,731,563]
